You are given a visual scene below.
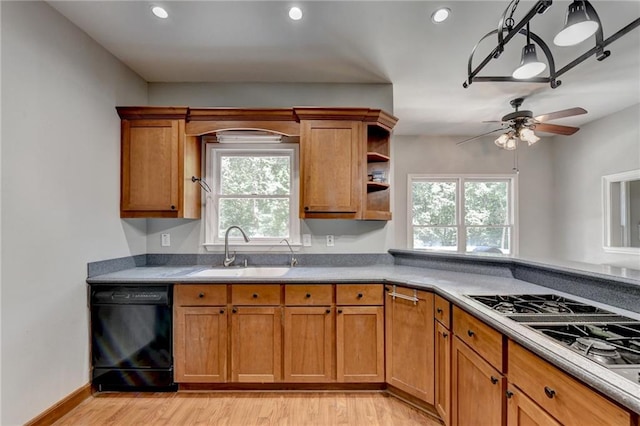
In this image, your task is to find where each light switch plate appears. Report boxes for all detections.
[161,233,171,247]
[303,234,312,246]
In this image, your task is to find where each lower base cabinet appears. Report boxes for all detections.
[435,321,451,425]
[452,336,505,426]
[336,306,384,382]
[231,306,282,383]
[506,385,561,426]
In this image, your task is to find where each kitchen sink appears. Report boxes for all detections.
[189,267,291,278]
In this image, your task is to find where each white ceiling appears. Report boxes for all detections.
[48,1,640,136]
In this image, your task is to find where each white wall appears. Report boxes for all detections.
[146,82,395,254]
[0,2,147,424]
[551,104,640,269]
[392,134,555,258]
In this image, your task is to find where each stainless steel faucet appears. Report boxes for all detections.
[280,238,298,267]
[224,226,250,267]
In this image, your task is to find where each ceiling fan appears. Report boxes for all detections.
[457,98,587,150]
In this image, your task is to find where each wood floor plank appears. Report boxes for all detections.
[53,392,442,425]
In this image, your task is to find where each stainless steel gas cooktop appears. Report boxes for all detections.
[468,294,640,385]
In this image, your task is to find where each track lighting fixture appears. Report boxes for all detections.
[463,0,639,89]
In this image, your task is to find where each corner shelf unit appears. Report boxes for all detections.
[363,123,393,220]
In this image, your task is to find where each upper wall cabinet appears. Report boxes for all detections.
[117,107,200,219]
[296,108,398,220]
[115,106,397,220]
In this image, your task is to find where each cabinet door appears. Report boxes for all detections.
[385,288,434,403]
[452,337,506,426]
[174,306,227,383]
[121,119,180,213]
[300,120,361,216]
[506,386,561,426]
[435,321,451,425]
[231,307,282,383]
[336,306,384,383]
[283,307,334,382]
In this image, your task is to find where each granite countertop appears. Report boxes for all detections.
[87,263,640,414]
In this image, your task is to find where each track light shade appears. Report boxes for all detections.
[512,44,547,79]
[554,1,599,46]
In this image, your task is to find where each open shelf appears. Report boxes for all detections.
[367,152,390,162]
[367,182,390,193]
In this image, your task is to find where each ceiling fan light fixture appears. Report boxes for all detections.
[512,44,546,79]
[554,1,599,46]
[504,137,517,150]
[519,127,540,145]
[495,133,509,148]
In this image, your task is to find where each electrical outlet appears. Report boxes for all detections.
[303,234,312,247]
[326,235,334,247]
[161,233,171,247]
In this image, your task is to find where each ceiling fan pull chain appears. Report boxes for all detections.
[513,147,520,174]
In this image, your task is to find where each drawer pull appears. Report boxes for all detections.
[544,386,556,399]
[490,376,499,385]
[219,309,225,314]
[326,309,331,314]
[437,308,443,314]
[442,332,449,338]
[306,293,311,298]
[467,329,475,337]
[506,390,513,399]
[338,309,343,314]
[252,293,258,298]
[198,292,205,298]
[232,308,237,313]
[357,293,363,299]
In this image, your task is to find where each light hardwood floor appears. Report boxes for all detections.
[53,392,442,425]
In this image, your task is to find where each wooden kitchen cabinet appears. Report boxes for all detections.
[385,286,435,403]
[283,306,334,382]
[506,385,561,426]
[451,336,506,426]
[434,294,452,426]
[299,120,362,218]
[508,340,632,426]
[173,285,227,383]
[117,107,200,219]
[336,284,385,383]
[231,306,282,383]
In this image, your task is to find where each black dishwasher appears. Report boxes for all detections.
[90,285,177,391]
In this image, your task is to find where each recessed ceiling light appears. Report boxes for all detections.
[289,7,303,21]
[431,7,450,24]
[151,6,169,19]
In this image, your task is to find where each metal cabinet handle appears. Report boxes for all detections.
[338,309,343,314]
[442,332,449,338]
[467,329,475,337]
[232,308,237,313]
[252,293,258,298]
[490,376,499,385]
[506,390,514,399]
[170,205,176,210]
[219,309,225,314]
[304,206,309,211]
[357,293,363,299]
[306,293,311,298]
[326,309,331,314]
[544,386,556,399]
[198,292,205,298]
[437,308,443,314]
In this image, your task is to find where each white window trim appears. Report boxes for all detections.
[203,143,301,250]
[407,173,518,255]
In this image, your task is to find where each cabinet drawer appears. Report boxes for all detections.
[434,295,450,328]
[285,285,332,306]
[453,307,503,372]
[232,284,281,305]
[175,285,227,306]
[508,341,631,426]
[336,284,383,306]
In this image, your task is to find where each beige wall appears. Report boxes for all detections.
[551,104,640,269]
[0,2,147,424]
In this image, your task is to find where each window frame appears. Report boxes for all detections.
[407,174,518,255]
[203,142,301,248]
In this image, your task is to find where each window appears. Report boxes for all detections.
[408,175,517,254]
[205,143,300,247]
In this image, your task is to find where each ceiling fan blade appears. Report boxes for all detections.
[535,107,587,122]
[456,128,505,145]
[534,123,580,136]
